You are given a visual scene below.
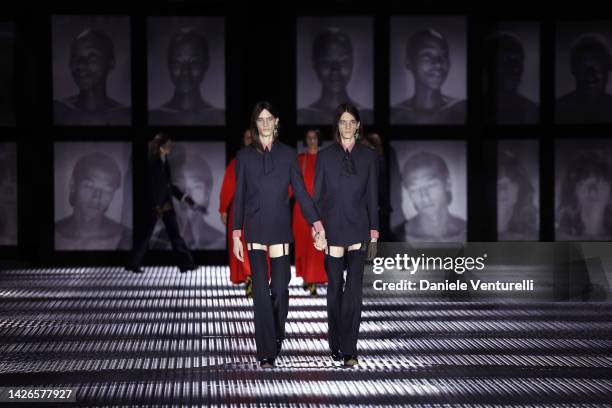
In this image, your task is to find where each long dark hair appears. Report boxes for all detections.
[558,150,612,237]
[148,132,171,162]
[250,101,280,153]
[332,103,363,145]
[498,149,538,235]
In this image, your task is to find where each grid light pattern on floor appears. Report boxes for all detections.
[0,265,611,407]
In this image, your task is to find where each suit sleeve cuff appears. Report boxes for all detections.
[313,221,324,233]
[232,230,242,238]
[370,230,379,240]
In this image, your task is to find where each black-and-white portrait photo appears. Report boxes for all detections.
[497,140,539,241]
[0,23,16,127]
[0,142,17,246]
[389,16,467,125]
[52,16,132,126]
[556,139,612,241]
[148,17,225,126]
[484,22,540,124]
[54,142,132,250]
[150,142,225,250]
[389,140,467,242]
[556,21,612,124]
[297,16,374,125]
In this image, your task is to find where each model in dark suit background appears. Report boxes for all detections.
[232,101,325,368]
[312,103,379,367]
[126,133,197,273]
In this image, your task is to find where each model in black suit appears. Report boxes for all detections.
[312,103,379,367]
[232,101,324,368]
[126,133,196,273]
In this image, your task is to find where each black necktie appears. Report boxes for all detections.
[263,147,273,174]
[342,149,356,175]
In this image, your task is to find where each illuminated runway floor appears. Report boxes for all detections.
[0,266,611,407]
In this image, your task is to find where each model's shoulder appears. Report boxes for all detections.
[317,144,336,158]
[276,141,297,156]
[237,145,255,158]
[358,142,377,159]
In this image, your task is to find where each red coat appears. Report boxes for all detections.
[219,158,251,283]
[292,152,326,283]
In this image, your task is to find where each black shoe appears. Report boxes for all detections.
[125,265,144,273]
[259,357,275,368]
[343,355,359,366]
[276,339,283,357]
[331,350,343,361]
[179,264,197,273]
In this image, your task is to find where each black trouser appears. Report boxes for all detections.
[248,248,290,361]
[128,209,194,269]
[325,246,366,356]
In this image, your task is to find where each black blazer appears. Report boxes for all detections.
[145,157,184,210]
[312,142,379,246]
[232,142,320,244]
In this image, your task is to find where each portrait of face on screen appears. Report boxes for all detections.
[556,21,612,124]
[54,142,132,250]
[389,16,467,125]
[483,22,540,124]
[148,141,226,250]
[497,140,540,241]
[52,16,132,126]
[147,17,225,126]
[389,140,467,243]
[297,16,374,125]
[556,140,612,241]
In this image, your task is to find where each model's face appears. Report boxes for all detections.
[73,169,116,218]
[177,171,211,207]
[573,50,610,97]
[305,131,318,150]
[576,175,611,211]
[313,40,353,94]
[338,112,359,140]
[168,40,208,93]
[494,43,524,92]
[498,176,519,210]
[69,37,113,91]
[409,40,450,90]
[243,130,253,146]
[405,168,448,216]
[255,109,278,138]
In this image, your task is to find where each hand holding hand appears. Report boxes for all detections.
[313,229,327,251]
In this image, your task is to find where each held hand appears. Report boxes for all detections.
[233,236,244,262]
[313,231,328,251]
[220,212,228,225]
